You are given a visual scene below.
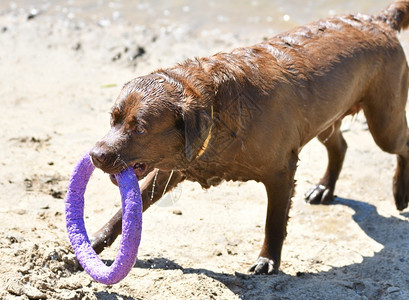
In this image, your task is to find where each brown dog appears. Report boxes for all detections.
[89,1,409,274]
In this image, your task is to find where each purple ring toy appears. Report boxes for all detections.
[65,152,142,285]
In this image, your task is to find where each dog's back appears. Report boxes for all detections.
[201,1,409,155]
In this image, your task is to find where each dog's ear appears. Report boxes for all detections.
[183,104,213,161]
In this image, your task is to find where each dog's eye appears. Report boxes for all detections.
[134,125,146,134]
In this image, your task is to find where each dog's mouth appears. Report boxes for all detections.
[133,162,148,178]
[109,162,150,186]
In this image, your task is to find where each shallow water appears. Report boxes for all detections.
[0,0,391,37]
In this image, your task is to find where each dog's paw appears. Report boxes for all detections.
[396,197,409,211]
[248,257,277,275]
[394,190,409,211]
[304,184,334,204]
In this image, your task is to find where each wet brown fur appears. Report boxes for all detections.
[90,1,409,274]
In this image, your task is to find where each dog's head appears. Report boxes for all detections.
[89,73,213,178]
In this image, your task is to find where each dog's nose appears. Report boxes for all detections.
[89,148,107,167]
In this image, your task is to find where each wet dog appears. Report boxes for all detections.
[90,1,409,274]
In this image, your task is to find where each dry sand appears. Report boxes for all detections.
[1,3,409,300]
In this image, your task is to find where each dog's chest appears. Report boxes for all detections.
[182,159,260,189]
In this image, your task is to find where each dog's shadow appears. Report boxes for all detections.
[400,211,409,218]
[331,197,408,246]
[126,197,409,299]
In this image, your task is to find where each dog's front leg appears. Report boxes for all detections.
[91,169,185,254]
[249,158,297,275]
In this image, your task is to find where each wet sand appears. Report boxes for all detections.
[1,1,409,299]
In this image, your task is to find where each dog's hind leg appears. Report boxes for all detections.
[362,63,409,211]
[305,119,347,204]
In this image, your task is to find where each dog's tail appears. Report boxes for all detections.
[376,0,409,31]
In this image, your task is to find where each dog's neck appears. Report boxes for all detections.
[195,104,214,159]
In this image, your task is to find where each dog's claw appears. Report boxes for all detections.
[305,184,334,204]
[248,257,277,275]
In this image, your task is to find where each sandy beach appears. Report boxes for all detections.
[1,1,409,299]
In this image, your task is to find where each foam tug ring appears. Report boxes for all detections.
[65,153,142,285]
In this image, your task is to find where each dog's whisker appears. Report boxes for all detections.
[118,158,128,169]
[112,155,120,167]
